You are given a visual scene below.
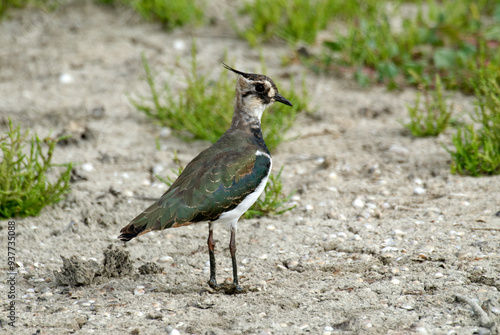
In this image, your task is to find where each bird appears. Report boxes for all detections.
[119,63,292,293]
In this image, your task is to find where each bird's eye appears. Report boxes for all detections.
[255,83,265,93]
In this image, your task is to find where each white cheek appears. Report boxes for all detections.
[268,87,275,98]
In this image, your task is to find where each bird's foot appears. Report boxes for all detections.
[207,280,245,294]
[226,283,243,295]
[208,278,219,290]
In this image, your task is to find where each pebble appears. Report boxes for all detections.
[266,225,276,231]
[158,256,173,263]
[434,272,444,278]
[134,286,145,295]
[352,198,365,209]
[391,278,400,285]
[81,163,94,172]
[159,127,172,138]
[173,39,185,51]
[389,145,410,156]
[285,260,299,269]
[59,73,74,84]
[337,232,347,239]
[123,190,134,197]
[414,187,426,195]
[304,204,314,211]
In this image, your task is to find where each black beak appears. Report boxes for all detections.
[274,93,293,107]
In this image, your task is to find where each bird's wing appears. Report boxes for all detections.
[119,145,270,241]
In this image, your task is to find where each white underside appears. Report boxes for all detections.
[215,150,272,230]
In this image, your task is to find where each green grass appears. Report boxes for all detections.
[0,0,59,17]
[403,75,453,137]
[317,0,500,92]
[0,120,73,219]
[236,0,378,46]
[447,62,500,176]
[130,45,310,152]
[119,0,204,30]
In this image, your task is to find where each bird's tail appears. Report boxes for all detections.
[118,205,160,242]
[118,221,151,241]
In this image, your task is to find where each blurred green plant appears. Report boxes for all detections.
[0,120,73,219]
[236,0,378,46]
[403,75,453,137]
[317,0,500,92]
[447,63,500,176]
[0,0,59,17]
[95,0,204,29]
[130,45,310,151]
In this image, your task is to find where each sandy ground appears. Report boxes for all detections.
[1,1,500,334]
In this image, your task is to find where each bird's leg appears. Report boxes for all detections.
[229,226,242,292]
[207,222,218,289]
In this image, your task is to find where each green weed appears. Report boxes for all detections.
[447,64,500,176]
[318,0,500,92]
[0,0,59,17]
[130,46,309,151]
[95,0,204,29]
[236,0,378,46]
[403,75,453,137]
[0,120,73,219]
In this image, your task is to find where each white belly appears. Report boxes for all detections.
[217,150,272,228]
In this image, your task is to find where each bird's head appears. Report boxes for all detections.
[223,63,292,123]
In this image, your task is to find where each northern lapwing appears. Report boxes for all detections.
[119,63,292,293]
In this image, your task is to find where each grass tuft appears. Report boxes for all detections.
[0,119,73,219]
[403,75,453,137]
[447,63,500,176]
[318,0,500,92]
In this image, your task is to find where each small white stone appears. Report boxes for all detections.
[391,278,400,285]
[413,178,423,185]
[266,225,276,231]
[134,286,145,295]
[158,256,173,263]
[123,190,134,197]
[434,272,444,278]
[323,325,334,335]
[415,327,428,334]
[81,163,94,172]
[337,232,348,239]
[389,145,410,155]
[159,127,172,138]
[328,172,338,180]
[173,39,185,51]
[258,254,268,260]
[352,198,365,209]
[241,258,251,264]
[59,73,74,84]
[305,204,314,211]
[414,187,426,195]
